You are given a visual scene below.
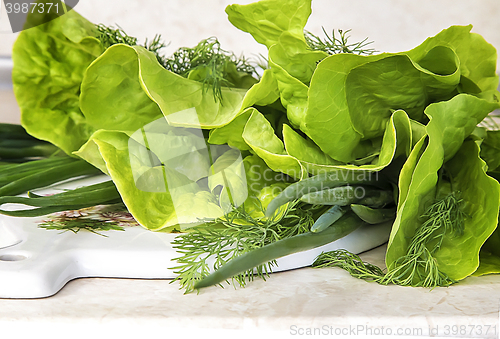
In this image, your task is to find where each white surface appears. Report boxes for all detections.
[0,245,499,338]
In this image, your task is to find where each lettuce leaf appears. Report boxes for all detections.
[242,108,305,179]
[226,0,311,50]
[80,43,164,132]
[12,9,103,154]
[433,139,500,279]
[406,25,499,93]
[80,124,237,231]
[285,109,412,174]
[78,117,291,231]
[385,94,500,282]
[302,25,498,164]
[303,49,462,163]
[479,130,500,172]
[226,0,326,129]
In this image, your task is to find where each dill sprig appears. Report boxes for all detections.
[96,24,168,69]
[96,24,139,48]
[313,192,466,288]
[170,201,327,293]
[313,249,385,281]
[162,37,258,103]
[305,28,376,55]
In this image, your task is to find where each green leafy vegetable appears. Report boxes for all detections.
[12,10,103,154]
[385,95,500,285]
[162,37,259,103]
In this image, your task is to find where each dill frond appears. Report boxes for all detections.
[313,249,385,281]
[96,24,138,48]
[305,28,376,55]
[170,201,327,293]
[96,24,169,69]
[162,37,259,103]
[313,192,466,288]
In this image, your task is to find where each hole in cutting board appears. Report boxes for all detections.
[0,254,27,261]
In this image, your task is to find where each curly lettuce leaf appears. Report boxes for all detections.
[432,139,500,279]
[303,49,461,163]
[480,130,500,172]
[226,0,311,50]
[284,109,412,174]
[242,108,305,179]
[386,94,500,282]
[302,25,499,164]
[82,129,182,231]
[80,43,164,132]
[406,25,499,93]
[80,126,244,231]
[12,9,103,154]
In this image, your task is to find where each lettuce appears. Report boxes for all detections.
[386,94,500,281]
[227,0,326,128]
[302,26,496,164]
[78,120,267,231]
[225,0,500,286]
[12,9,103,154]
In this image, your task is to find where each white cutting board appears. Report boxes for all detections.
[0,175,391,298]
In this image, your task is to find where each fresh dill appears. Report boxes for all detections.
[96,24,168,70]
[162,37,259,103]
[170,200,327,293]
[96,24,139,48]
[305,28,376,55]
[313,192,466,288]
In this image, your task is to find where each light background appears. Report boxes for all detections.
[0,0,499,65]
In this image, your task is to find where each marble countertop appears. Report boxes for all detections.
[0,245,499,339]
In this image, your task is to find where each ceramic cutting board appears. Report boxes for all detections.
[0,175,392,298]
